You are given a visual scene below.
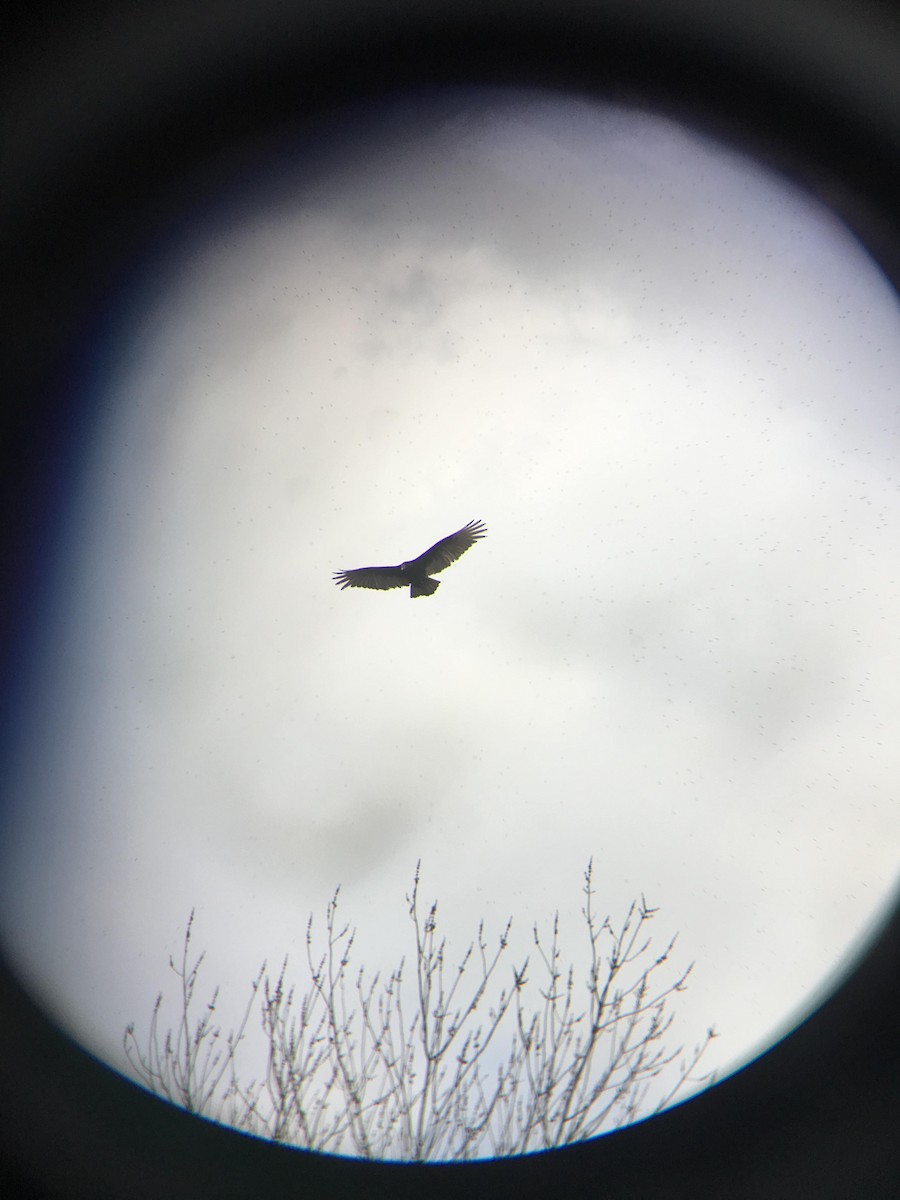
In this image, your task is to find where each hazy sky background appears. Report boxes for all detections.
[2,87,899,1153]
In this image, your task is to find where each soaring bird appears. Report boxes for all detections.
[333,520,487,598]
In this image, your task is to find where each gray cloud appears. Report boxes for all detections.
[1,87,898,1134]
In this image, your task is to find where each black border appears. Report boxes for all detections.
[2,2,899,1197]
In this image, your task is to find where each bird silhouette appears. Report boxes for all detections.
[333,520,487,598]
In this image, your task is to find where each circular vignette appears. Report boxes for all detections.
[1,2,898,1199]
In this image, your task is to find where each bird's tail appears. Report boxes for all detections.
[410,577,440,598]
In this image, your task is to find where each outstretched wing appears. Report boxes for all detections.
[411,519,487,576]
[333,565,407,591]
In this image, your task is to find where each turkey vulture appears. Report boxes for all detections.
[333,520,487,598]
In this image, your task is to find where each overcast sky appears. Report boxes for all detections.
[2,87,899,1155]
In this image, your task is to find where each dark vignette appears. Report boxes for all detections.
[1,2,898,1197]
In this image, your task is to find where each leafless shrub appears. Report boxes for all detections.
[123,910,264,1120]
[124,861,716,1160]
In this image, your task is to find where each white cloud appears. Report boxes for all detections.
[1,87,898,1144]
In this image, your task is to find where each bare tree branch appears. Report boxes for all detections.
[124,864,716,1160]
